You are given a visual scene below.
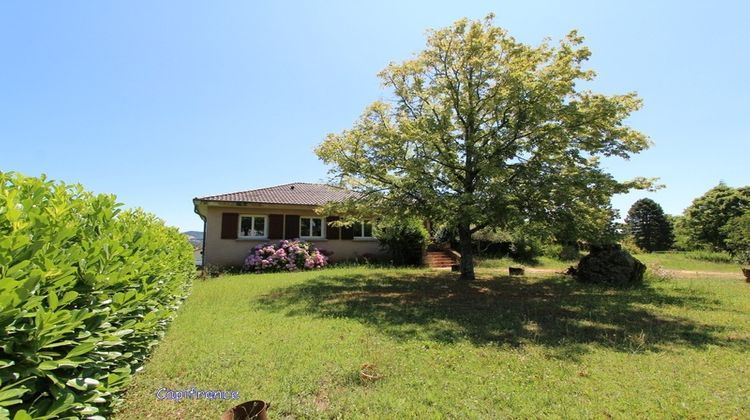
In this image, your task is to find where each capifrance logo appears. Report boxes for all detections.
[155,386,240,401]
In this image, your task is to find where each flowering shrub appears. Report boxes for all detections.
[244,239,329,272]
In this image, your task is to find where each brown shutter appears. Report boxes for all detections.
[284,215,300,239]
[326,216,340,240]
[340,222,354,240]
[221,213,239,239]
[268,214,284,239]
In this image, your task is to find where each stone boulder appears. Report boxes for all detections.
[576,244,646,286]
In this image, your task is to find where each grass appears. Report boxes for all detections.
[634,251,742,273]
[476,251,743,274]
[115,267,750,419]
[475,255,572,270]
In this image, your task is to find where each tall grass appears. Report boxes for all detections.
[680,250,734,264]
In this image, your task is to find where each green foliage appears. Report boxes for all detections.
[540,242,581,261]
[625,198,674,252]
[375,218,429,266]
[682,183,750,251]
[669,215,692,251]
[316,15,652,280]
[0,172,194,419]
[471,227,513,245]
[540,243,564,259]
[722,211,750,265]
[508,236,543,263]
[620,235,644,255]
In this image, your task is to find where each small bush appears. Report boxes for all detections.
[376,218,428,266]
[509,237,543,262]
[541,243,563,259]
[620,235,644,255]
[0,172,194,419]
[243,239,328,272]
[540,242,581,261]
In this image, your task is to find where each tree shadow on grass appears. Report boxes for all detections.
[255,271,747,358]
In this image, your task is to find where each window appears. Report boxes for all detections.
[300,217,324,238]
[239,215,267,239]
[354,221,374,238]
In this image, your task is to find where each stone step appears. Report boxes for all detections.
[424,250,459,268]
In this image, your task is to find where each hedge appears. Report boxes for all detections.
[0,172,194,419]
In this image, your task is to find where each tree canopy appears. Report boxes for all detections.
[625,198,674,252]
[316,15,652,280]
[682,183,750,251]
[722,211,750,265]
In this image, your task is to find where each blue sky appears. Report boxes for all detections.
[1,1,748,231]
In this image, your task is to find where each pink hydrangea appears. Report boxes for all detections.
[243,239,330,273]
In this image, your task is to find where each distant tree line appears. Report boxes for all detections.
[379,182,750,266]
[624,183,750,264]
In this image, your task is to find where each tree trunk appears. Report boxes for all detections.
[458,224,475,281]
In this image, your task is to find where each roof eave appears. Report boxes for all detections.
[194,199,331,209]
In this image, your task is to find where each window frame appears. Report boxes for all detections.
[299,216,325,239]
[237,214,268,239]
[353,220,375,239]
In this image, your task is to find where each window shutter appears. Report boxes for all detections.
[326,216,340,240]
[284,215,300,239]
[221,213,239,239]
[340,222,354,240]
[268,214,284,239]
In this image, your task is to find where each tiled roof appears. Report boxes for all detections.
[195,182,356,206]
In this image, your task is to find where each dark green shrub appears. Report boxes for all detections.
[0,172,194,419]
[375,218,429,266]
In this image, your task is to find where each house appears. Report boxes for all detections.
[192,182,384,267]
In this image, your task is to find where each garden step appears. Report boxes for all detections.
[424,250,459,268]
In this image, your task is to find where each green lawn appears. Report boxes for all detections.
[634,252,741,273]
[475,255,572,270]
[477,251,743,274]
[115,267,750,418]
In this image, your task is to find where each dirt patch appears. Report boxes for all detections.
[314,392,330,412]
[666,269,742,278]
[521,267,743,279]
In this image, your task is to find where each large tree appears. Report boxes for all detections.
[316,16,651,280]
[682,183,750,251]
[625,198,674,252]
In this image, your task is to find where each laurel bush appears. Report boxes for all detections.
[0,172,194,419]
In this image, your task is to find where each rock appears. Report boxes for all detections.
[509,266,525,276]
[576,244,646,286]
